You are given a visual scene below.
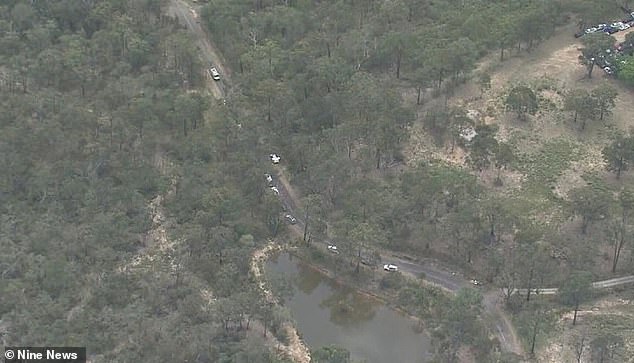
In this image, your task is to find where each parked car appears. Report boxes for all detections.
[471,279,481,286]
[265,173,273,185]
[209,67,220,81]
[585,27,598,34]
[604,66,614,75]
[269,153,281,164]
[270,186,280,195]
[383,264,398,272]
[327,245,339,254]
[284,214,297,224]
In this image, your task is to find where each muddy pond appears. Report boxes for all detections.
[265,253,431,363]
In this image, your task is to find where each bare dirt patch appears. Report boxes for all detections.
[554,147,606,198]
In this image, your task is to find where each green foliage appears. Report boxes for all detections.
[564,88,599,130]
[514,302,557,355]
[0,0,275,360]
[516,138,582,198]
[617,55,634,85]
[559,271,594,325]
[312,345,351,363]
[602,131,634,178]
[569,183,613,235]
[591,83,618,121]
[505,84,539,120]
[579,32,617,78]
[431,288,488,362]
[467,124,499,171]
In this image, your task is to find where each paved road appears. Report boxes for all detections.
[507,275,634,296]
[166,0,228,99]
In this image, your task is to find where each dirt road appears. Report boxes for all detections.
[167,3,313,361]
[166,0,228,99]
[167,0,526,357]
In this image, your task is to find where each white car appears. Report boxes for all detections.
[269,153,281,164]
[209,67,220,81]
[284,214,297,224]
[471,279,481,286]
[327,245,339,254]
[604,66,614,75]
[265,173,273,185]
[270,186,280,195]
[383,264,398,272]
[585,27,598,33]
[621,23,631,30]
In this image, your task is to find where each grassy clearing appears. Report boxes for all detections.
[515,138,583,198]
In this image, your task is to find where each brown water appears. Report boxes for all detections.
[265,253,431,363]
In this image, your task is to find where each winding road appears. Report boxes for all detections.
[272,169,525,355]
[167,1,634,359]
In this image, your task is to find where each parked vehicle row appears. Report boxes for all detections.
[263,152,402,275]
[575,13,634,38]
[264,157,299,225]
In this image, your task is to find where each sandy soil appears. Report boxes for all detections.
[538,296,634,363]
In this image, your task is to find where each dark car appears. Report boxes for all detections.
[603,26,619,34]
[574,31,584,38]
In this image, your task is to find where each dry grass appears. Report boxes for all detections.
[539,295,634,363]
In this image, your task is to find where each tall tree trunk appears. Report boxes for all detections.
[530,319,539,355]
[526,267,534,302]
[110,117,114,147]
[303,212,309,244]
[375,147,381,169]
[588,63,594,78]
[612,228,625,273]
